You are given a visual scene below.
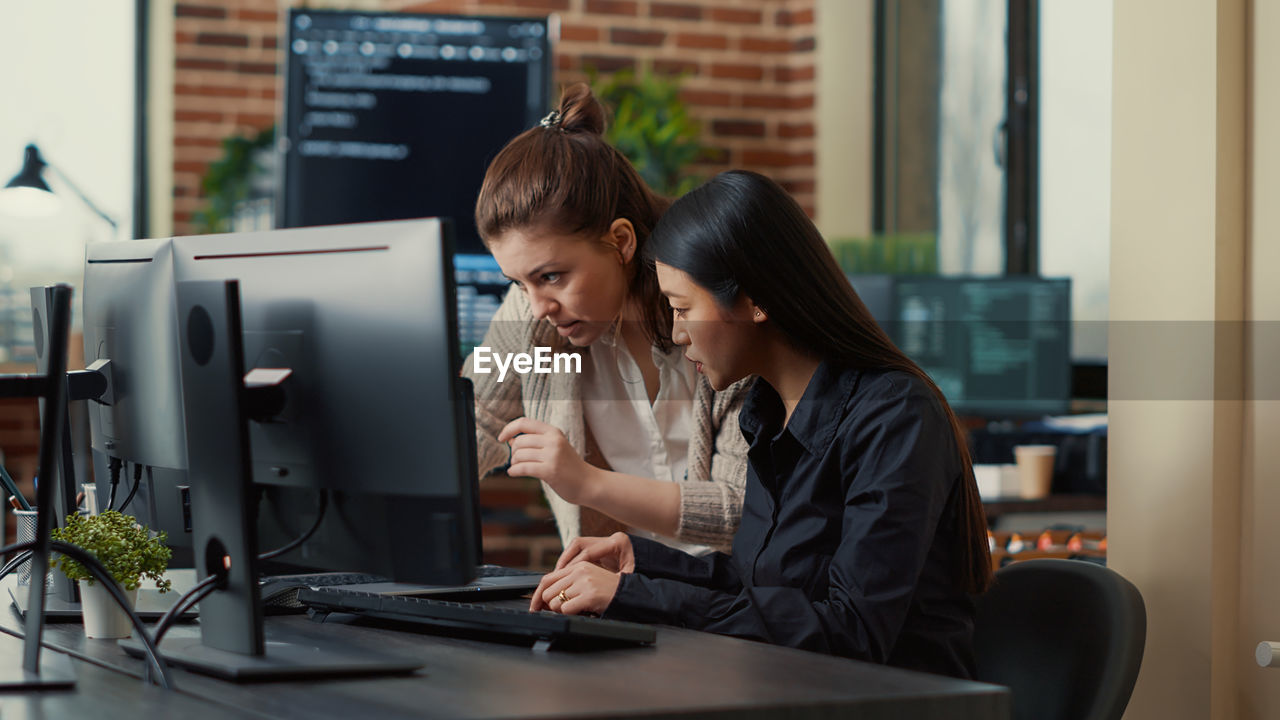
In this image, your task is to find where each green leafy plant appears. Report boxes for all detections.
[829,233,939,275]
[50,510,172,593]
[194,125,275,234]
[591,68,709,197]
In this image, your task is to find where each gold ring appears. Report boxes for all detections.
[555,589,569,603]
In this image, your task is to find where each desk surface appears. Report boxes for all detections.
[1,582,1009,719]
[0,632,261,720]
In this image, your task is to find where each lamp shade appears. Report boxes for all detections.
[5,144,52,193]
[0,144,62,218]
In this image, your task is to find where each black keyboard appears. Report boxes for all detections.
[259,572,389,610]
[262,571,389,587]
[473,564,541,578]
[297,587,656,649]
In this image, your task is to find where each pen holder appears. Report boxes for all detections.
[13,508,43,587]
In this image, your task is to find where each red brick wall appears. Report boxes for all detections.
[170,0,817,235]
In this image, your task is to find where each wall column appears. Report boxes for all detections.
[1109,0,1247,718]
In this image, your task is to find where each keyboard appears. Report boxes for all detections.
[259,571,388,611]
[473,564,541,578]
[297,587,656,650]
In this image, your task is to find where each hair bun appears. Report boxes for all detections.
[556,82,607,136]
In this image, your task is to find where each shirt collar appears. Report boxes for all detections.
[739,360,860,456]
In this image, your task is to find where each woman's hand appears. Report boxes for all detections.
[530,561,622,616]
[554,532,635,573]
[498,418,596,504]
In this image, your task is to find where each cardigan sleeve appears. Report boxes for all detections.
[672,376,752,550]
[461,287,532,479]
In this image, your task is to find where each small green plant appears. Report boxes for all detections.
[829,233,939,275]
[50,510,172,593]
[194,125,275,234]
[591,67,708,197]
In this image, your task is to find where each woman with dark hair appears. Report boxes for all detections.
[529,170,992,679]
[465,84,750,555]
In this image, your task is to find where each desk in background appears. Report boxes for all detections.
[1,579,1009,719]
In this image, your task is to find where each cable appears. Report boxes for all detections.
[0,540,35,580]
[0,549,31,580]
[257,490,328,561]
[117,463,142,513]
[150,573,219,648]
[106,456,123,511]
[0,539,31,556]
[0,539,174,689]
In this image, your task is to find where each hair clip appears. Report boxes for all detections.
[539,110,562,130]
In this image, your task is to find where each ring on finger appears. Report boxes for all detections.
[556,589,569,603]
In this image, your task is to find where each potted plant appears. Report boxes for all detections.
[50,510,172,638]
[591,67,710,197]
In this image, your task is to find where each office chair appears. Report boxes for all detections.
[973,558,1146,720]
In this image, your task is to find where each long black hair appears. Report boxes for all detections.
[647,170,992,594]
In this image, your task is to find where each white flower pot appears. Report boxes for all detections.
[78,580,137,639]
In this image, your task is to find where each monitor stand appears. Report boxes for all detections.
[0,632,75,689]
[0,284,76,690]
[120,279,421,681]
[122,624,421,681]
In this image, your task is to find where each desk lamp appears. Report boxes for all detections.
[0,143,118,230]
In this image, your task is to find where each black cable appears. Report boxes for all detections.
[0,540,40,580]
[0,540,31,557]
[257,490,328,561]
[150,573,219,648]
[106,456,123,511]
[117,463,142,513]
[0,539,174,689]
[0,549,31,580]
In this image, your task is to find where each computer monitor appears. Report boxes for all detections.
[454,252,506,358]
[279,8,554,257]
[81,239,195,567]
[126,218,477,679]
[847,274,1072,418]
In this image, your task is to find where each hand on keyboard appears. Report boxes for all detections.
[529,561,621,616]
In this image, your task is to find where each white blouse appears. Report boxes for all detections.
[580,336,714,556]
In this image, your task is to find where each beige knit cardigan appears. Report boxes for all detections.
[462,288,751,552]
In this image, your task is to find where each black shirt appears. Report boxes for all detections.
[603,362,977,678]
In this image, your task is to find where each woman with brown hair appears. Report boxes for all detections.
[530,170,992,679]
[464,83,750,555]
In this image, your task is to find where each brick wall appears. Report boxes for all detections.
[170,0,816,235]
[0,398,40,547]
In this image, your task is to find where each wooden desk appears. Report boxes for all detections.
[1,584,1009,719]
[0,632,260,719]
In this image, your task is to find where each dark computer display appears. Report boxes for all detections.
[280,8,554,256]
[848,274,1072,417]
[454,252,507,357]
[81,239,194,567]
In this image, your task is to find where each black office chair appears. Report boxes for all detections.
[973,558,1146,720]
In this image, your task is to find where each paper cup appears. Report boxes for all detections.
[1014,444,1057,499]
